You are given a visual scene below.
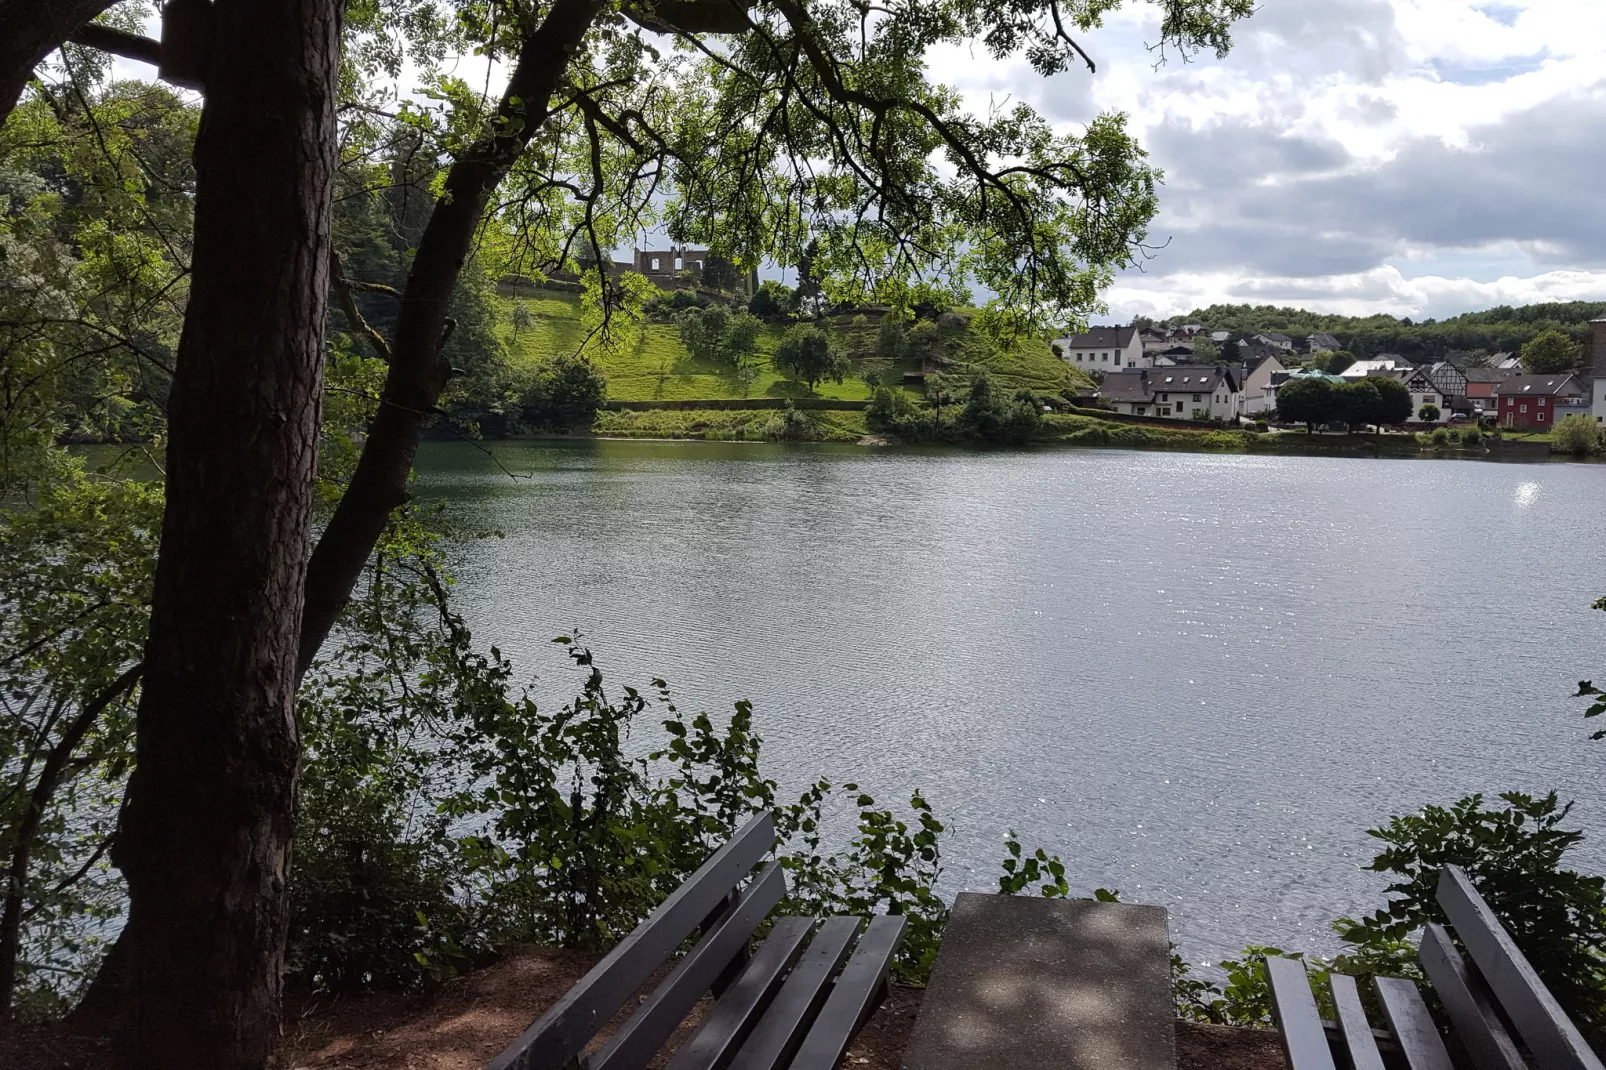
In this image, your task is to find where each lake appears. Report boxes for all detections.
[414,438,1606,967]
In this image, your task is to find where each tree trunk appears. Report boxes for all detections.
[111,0,340,1063]
[295,0,605,675]
[0,0,115,125]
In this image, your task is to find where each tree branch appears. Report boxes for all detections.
[296,0,609,677]
[331,266,392,363]
[66,22,162,67]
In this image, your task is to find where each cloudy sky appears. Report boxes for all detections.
[936,0,1606,322]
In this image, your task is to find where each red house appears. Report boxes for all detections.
[1494,373,1586,430]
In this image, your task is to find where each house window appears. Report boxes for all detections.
[1538,398,1548,407]
[1520,404,1528,413]
[1193,394,1202,402]
[1538,412,1546,422]
[1075,354,1083,362]
[1173,404,1183,414]
[650,257,661,270]
[1101,354,1108,362]
[1160,393,1168,401]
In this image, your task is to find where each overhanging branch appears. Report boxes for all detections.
[66,23,161,67]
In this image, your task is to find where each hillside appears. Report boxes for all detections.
[496,289,1091,403]
[1154,300,1606,362]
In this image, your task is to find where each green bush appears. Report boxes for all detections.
[644,288,713,321]
[748,280,794,320]
[517,352,606,431]
[1553,413,1604,455]
[1430,427,1451,448]
[1461,425,1483,446]
[1178,791,1606,1032]
[961,373,1041,445]
[1338,791,1606,1035]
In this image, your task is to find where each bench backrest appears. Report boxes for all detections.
[488,811,778,1070]
[1433,865,1604,1070]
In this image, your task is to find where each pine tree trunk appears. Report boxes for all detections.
[111,0,340,1064]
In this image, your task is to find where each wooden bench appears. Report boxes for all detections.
[486,811,906,1070]
[1266,864,1605,1069]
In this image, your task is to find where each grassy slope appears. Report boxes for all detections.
[497,291,1088,403]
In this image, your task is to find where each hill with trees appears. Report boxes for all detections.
[1152,301,1606,363]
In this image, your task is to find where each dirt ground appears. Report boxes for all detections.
[1,947,1287,1070]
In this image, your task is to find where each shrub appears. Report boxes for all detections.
[1461,425,1483,446]
[961,374,1041,445]
[1338,791,1606,1035]
[517,353,606,431]
[1430,427,1451,448]
[644,287,712,321]
[1176,791,1606,1031]
[1553,413,1604,455]
[1253,420,1269,432]
[1419,403,1441,423]
[748,279,794,320]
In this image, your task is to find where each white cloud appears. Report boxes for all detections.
[942,0,1606,319]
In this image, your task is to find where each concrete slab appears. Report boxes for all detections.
[900,892,1176,1070]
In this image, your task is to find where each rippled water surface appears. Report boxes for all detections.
[414,438,1606,964]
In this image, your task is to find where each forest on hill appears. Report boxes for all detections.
[1152,301,1606,361]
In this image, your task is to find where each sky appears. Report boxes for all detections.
[932,0,1606,322]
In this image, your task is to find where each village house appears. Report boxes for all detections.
[1052,325,1146,369]
[1306,333,1342,353]
[1462,367,1514,418]
[1423,361,1468,401]
[1369,366,1452,423]
[1097,366,1242,421]
[1340,355,1412,379]
[1495,374,1587,430]
[1238,353,1287,414]
[1249,332,1296,352]
[1591,317,1606,424]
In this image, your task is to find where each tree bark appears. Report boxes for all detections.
[295,0,605,675]
[0,0,115,125]
[111,0,340,1063]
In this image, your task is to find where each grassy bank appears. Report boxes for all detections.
[497,289,1089,403]
[592,406,871,442]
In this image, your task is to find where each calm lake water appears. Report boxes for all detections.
[414,439,1606,966]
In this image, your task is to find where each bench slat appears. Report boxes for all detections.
[727,917,861,1070]
[488,812,777,1070]
[1327,973,1385,1070]
[1266,956,1336,1070]
[592,862,788,1070]
[665,917,818,1070]
[1437,865,1605,1070]
[789,914,908,1070]
[1374,976,1454,1070]
[1418,922,1525,1070]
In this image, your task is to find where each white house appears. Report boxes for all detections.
[1340,356,1412,379]
[1239,353,1287,414]
[1051,325,1147,369]
[1370,368,1447,423]
[1098,367,1242,421]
